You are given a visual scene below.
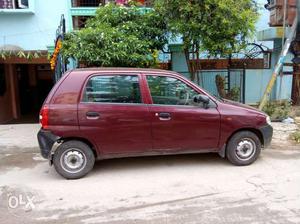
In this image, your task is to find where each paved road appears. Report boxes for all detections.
[0,145,300,224]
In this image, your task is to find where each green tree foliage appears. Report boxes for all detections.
[154,0,259,81]
[62,3,167,67]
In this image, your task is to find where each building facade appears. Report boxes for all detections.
[0,0,69,123]
[1,0,297,124]
[0,0,154,124]
[169,0,298,105]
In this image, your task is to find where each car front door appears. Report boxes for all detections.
[78,73,152,156]
[146,74,220,152]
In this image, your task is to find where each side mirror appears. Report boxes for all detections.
[194,94,210,109]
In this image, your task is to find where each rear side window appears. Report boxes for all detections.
[83,75,141,104]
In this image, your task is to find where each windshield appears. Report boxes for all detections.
[198,86,224,102]
[212,94,224,102]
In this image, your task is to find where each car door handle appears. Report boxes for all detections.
[86,111,100,120]
[155,112,171,121]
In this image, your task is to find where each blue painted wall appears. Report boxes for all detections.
[169,0,294,104]
[0,0,69,51]
[1,0,292,105]
[245,39,293,104]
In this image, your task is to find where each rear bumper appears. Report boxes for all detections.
[259,124,273,148]
[37,129,60,159]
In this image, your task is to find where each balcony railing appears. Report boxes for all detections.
[70,0,153,30]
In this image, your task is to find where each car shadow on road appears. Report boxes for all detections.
[92,153,229,174]
[43,153,232,180]
[45,149,298,180]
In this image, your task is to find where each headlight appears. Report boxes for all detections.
[266,116,272,126]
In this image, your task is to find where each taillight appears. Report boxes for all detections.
[39,105,49,129]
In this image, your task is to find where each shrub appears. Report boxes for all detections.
[62,3,167,68]
[262,100,291,120]
[291,131,300,144]
[215,75,240,101]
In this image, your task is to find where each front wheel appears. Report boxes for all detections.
[226,131,261,166]
[53,140,95,179]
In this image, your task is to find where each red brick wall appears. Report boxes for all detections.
[267,0,297,26]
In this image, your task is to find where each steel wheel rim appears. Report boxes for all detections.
[235,138,256,161]
[60,148,87,174]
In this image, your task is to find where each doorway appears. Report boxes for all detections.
[11,64,53,123]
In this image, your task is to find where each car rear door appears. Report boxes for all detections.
[145,74,221,152]
[78,73,152,156]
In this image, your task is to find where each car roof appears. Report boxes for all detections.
[72,67,176,74]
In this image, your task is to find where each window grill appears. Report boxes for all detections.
[0,0,13,9]
[72,16,91,29]
[0,0,29,9]
[71,0,105,7]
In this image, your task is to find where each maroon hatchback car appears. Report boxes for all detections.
[38,68,273,179]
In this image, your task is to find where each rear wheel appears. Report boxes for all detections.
[226,131,261,166]
[53,140,95,179]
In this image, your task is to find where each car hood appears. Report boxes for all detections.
[222,99,267,116]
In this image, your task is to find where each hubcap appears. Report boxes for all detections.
[60,149,86,173]
[236,138,256,161]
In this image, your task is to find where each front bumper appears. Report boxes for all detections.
[37,129,60,159]
[259,124,273,148]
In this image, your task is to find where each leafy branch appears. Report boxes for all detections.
[154,0,259,81]
[0,50,42,60]
[61,3,168,68]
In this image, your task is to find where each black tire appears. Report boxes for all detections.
[226,131,261,166]
[53,140,95,179]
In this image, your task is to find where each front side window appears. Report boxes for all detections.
[146,75,199,106]
[83,75,141,104]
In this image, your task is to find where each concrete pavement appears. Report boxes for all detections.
[0,123,299,224]
[0,124,40,153]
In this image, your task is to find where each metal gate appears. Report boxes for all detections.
[52,15,66,82]
[197,69,245,103]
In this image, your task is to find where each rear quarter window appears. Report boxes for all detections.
[51,72,86,104]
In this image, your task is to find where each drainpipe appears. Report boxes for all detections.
[279,0,288,100]
[282,0,287,48]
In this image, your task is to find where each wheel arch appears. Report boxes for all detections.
[227,128,264,146]
[219,128,264,158]
[59,137,99,159]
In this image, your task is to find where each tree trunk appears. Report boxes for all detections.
[292,64,300,105]
[184,48,196,82]
[195,44,201,85]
